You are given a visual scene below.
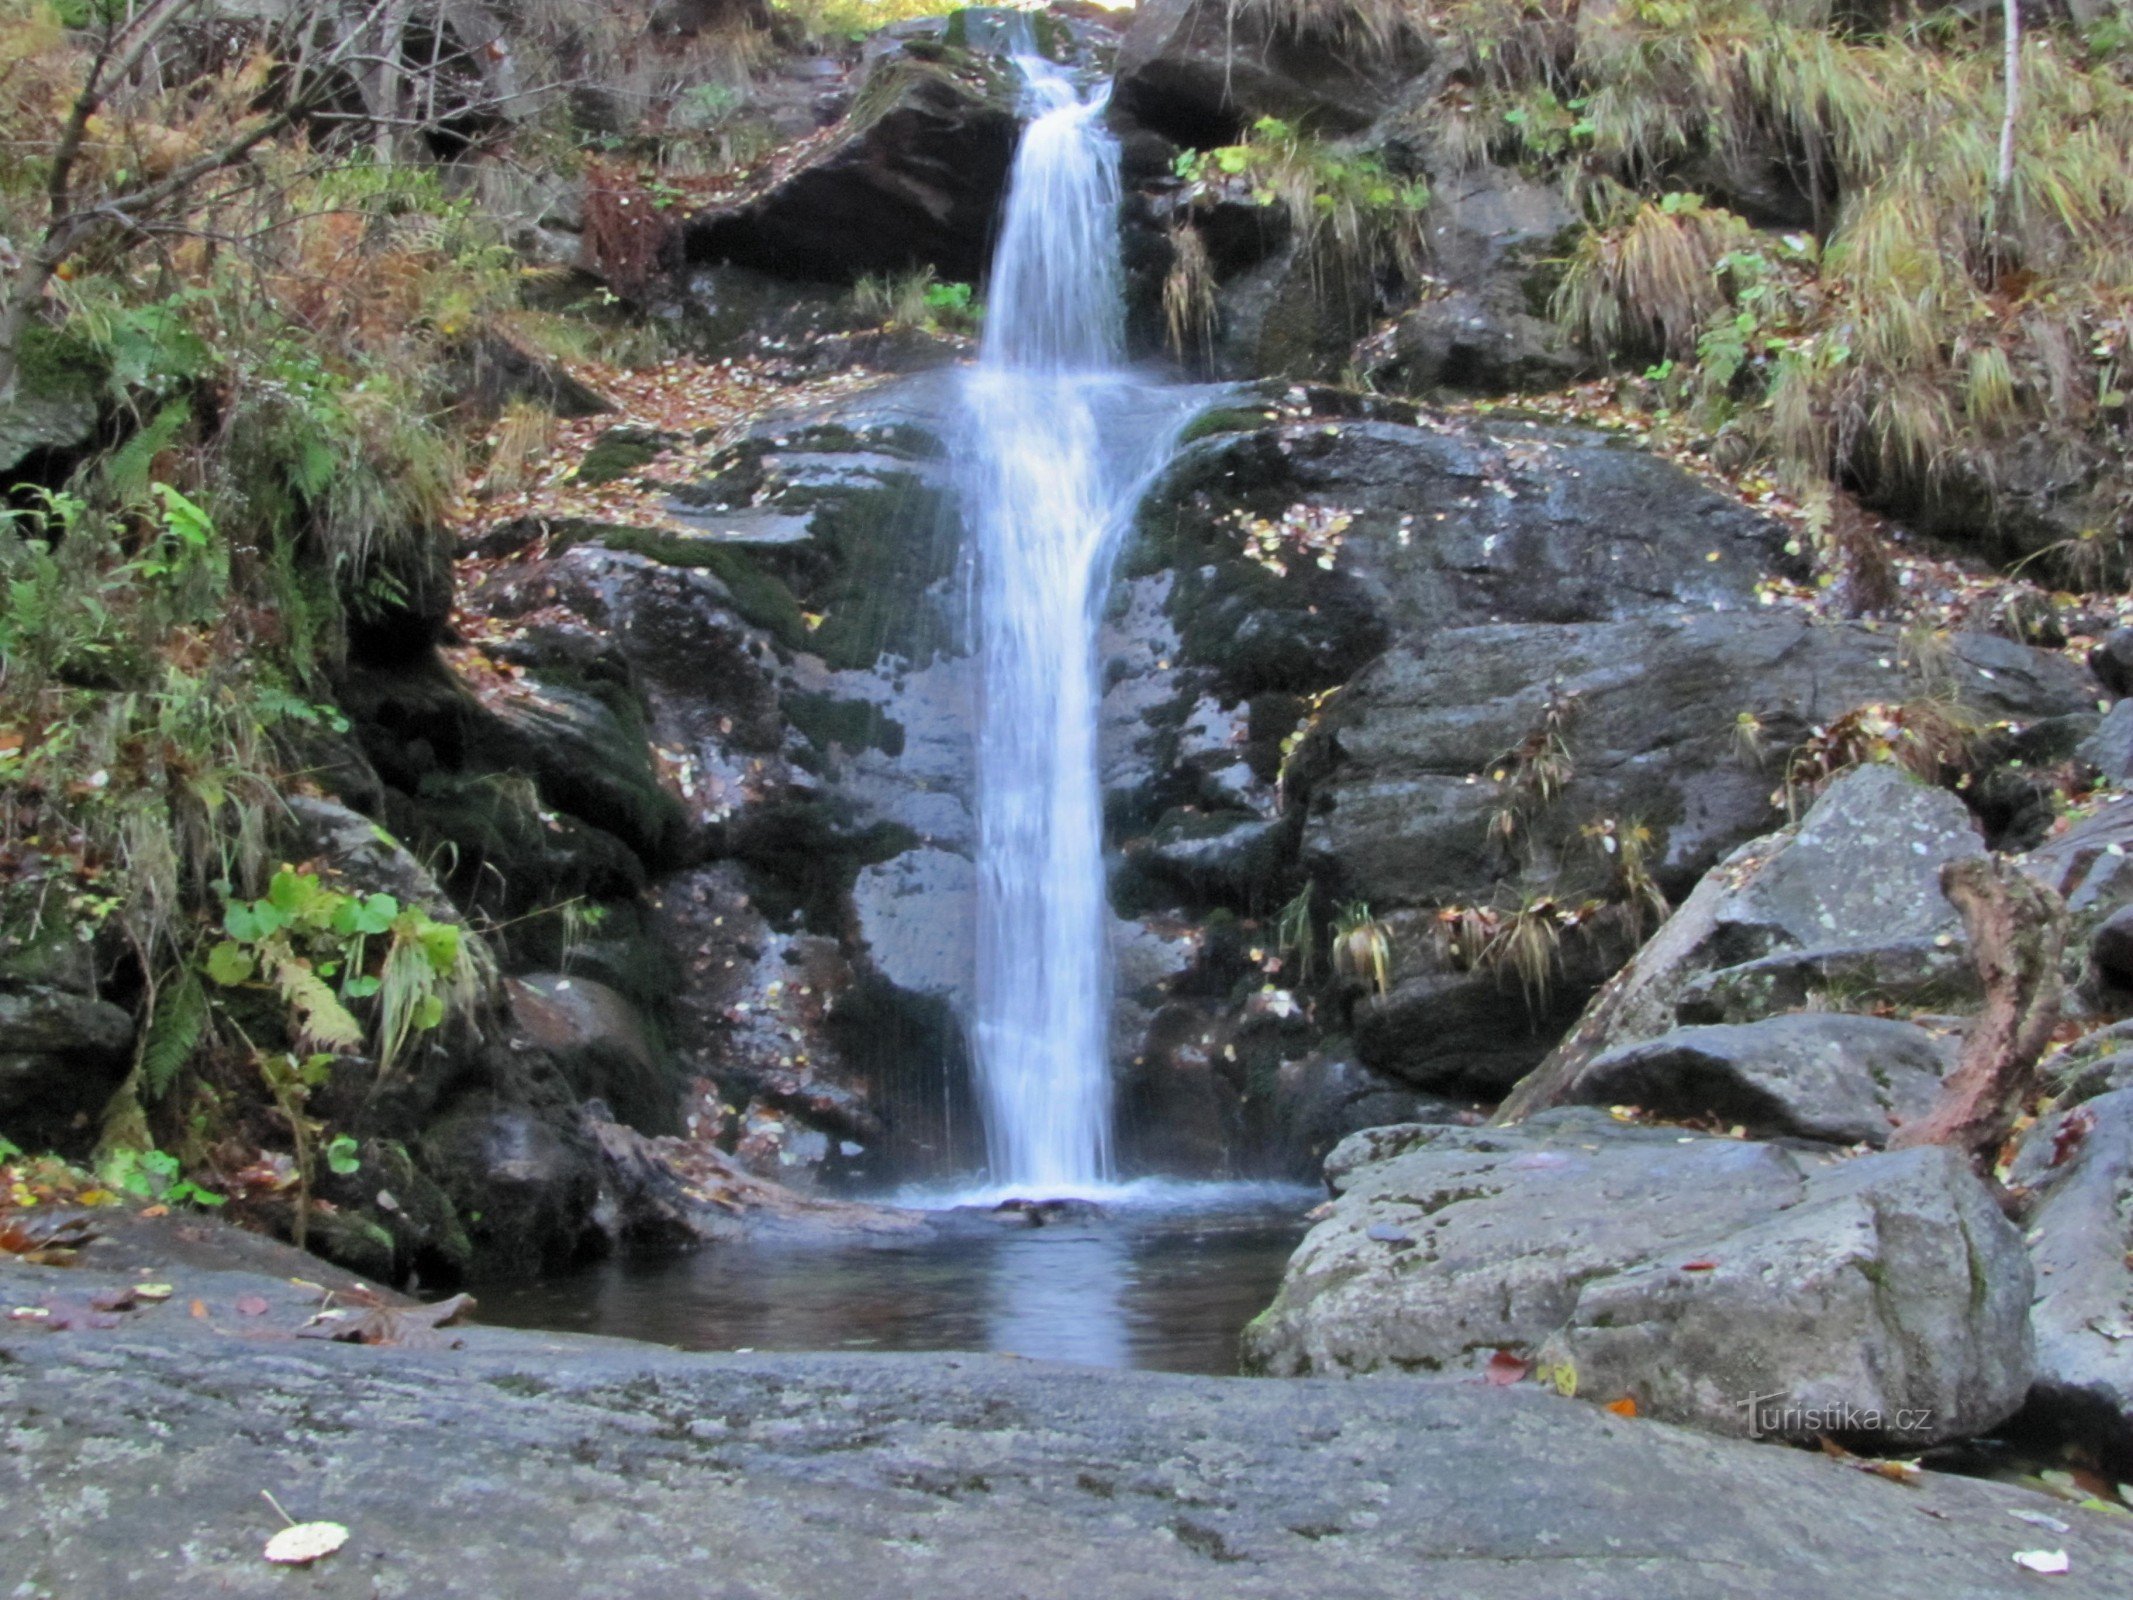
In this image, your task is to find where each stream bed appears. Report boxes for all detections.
[480,1186,1313,1375]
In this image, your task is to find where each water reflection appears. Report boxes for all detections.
[480,1191,1311,1376]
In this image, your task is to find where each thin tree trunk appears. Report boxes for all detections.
[1998,0,2021,199]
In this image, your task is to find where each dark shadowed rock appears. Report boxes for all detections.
[1247,1110,2032,1447]
[1300,616,2084,914]
[1568,1014,1954,1147]
[509,974,677,1136]
[1267,1048,1469,1178]
[2076,698,2133,783]
[1112,0,1427,142]
[0,985,134,1152]
[2089,626,2133,698]
[2010,1087,2133,1471]
[684,51,1019,282]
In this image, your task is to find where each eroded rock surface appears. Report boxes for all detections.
[1245,1110,2034,1447]
[3,1226,2128,1600]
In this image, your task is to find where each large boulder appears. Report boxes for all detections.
[2010,1087,2133,1469]
[1565,1014,1953,1148]
[1299,615,2088,913]
[1245,1110,2033,1446]
[1501,765,1989,1119]
[683,48,1020,282]
[1112,0,1428,142]
[0,986,135,1152]
[1557,1143,2034,1445]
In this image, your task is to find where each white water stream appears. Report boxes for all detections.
[960,51,1201,1194]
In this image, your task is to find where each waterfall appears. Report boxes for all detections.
[960,51,1197,1194]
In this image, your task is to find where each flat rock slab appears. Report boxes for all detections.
[1569,1013,1954,1147]
[3,1249,2130,1599]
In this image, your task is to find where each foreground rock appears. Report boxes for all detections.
[3,1227,2128,1598]
[1502,765,1988,1119]
[1244,1109,2033,1447]
[1565,1014,1953,1148]
[2011,1087,2133,1471]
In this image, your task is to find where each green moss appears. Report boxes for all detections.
[583,525,810,647]
[13,325,106,403]
[785,691,906,757]
[1178,407,1275,445]
[575,427,672,487]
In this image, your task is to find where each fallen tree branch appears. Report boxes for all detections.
[1889,855,2064,1169]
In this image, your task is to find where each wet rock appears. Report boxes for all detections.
[419,1104,603,1276]
[649,861,876,1160]
[2010,1087,2133,1470]
[1267,1048,1468,1179]
[1567,1015,1954,1148]
[509,975,678,1137]
[683,49,1019,282]
[1559,1144,2034,1446]
[1248,1109,2033,1447]
[1503,765,1987,1118]
[1135,406,1802,698]
[1113,0,1426,142]
[852,846,976,1013]
[0,985,135,1151]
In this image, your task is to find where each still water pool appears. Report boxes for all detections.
[479,1184,1313,1376]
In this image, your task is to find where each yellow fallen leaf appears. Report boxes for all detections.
[264,1522,349,1565]
[134,1283,173,1301]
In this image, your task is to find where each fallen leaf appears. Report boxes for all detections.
[2011,1548,2069,1575]
[1680,1258,1720,1272]
[1482,1349,1530,1386]
[299,1291,476,1349]
[135,1283,173,1301]
[88,1287,138,1313]
[263,1522,349,1565]
[235,1295,269,1317]
[2010,1510,2072,1534]
[190,1298,208,1319]
[1603,1396,1638,1417]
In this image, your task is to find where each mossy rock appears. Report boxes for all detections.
[576,427,675,487]
[785,691,907,757]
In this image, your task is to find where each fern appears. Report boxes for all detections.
[137,972,207,1099]
[271,954,365,1050]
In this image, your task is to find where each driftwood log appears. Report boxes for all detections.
[1889,856,2065,1169]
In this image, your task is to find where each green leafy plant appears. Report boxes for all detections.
[1174,116,1430,290]
[96,1146,225,1210]
[204,867,482,1079]
[1274,882,1319,983]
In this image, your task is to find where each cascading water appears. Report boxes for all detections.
[961,50,1201,1195]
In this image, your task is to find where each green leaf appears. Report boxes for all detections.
[414,993,446,1031]
[325,1135,361,1177]
[353,893,397,936]
[205,941,255,986]
[418,920,461,975]
[152,483,214,549]
[343,974,381,999]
